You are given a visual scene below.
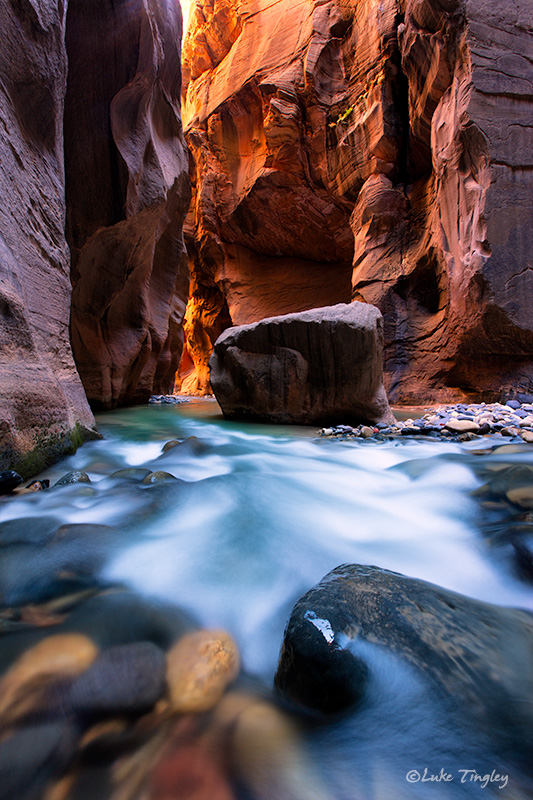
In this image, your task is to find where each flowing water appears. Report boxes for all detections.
[1,399,532,799]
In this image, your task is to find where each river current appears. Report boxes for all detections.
[1,399,532,799]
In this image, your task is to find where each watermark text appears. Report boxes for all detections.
[406,768,508,789]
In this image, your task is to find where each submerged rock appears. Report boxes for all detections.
[0,720,78,800]
[0,633,98,729]
[70,641,166,719]
[275,564,533,749]
[210,303,393,427]
[108,468,152,482]
[142,471,178,485]
[54,471,91,487]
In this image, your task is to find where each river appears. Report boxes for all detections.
[0,399,532,799]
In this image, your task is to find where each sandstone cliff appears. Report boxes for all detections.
[181,0,533,402]
[0,0,97,477]
[67,0,190,409]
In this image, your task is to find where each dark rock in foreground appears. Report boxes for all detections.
[209,303,394,427]
[0,472,23,495]
[275,564,533,747]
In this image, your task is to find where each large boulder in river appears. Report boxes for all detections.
[275,564,533,749]
[209,303,393,426]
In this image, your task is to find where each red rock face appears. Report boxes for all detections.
[179,0,355,394]
[182,0,533,402]
[0,0,97,476]
[66,0,191,409]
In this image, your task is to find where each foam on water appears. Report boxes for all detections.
[1,402,533,680]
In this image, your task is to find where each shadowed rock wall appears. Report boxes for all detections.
[181,0,533,402]
[66,0,191,409]
[0,0,97,477]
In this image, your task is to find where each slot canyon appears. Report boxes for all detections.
[1,0,532,471]
[1,3,533,800]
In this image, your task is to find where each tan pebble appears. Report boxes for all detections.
[492,444,530,455]
[80,718,129,748]
[500,426,518,437]
[360,426,374,438]
[445,419,480,434]
[506,486,533,509]
[43,772,79,800]
[162,440,181,452]
[0,633,98,727]
[166,630,239,714]
[231,699,331,800]
[521,430,533,443]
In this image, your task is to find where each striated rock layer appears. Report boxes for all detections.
[181,0,533,402]
[67,0,190,409]
[0,0,97,477]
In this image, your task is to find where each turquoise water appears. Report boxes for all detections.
[2,400,532,677]
[1,399,532,799]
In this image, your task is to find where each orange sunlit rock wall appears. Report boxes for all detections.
[180,0,532,402]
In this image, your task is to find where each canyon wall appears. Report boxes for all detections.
[181,0,533,401]
[0,0,97,477]
[0,0,190,476]
[66,0,191,409]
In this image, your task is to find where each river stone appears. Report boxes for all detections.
[0,516,63,546]
[209,303,393,427]
[54,471,91,487]
[275,564,533,746]
[70,641,166,718]
[512,534,533,579]
[166,630,240,714]
[479,465,533,499]
[0,471,23,495]
[444,419,480,434]
[108,468,152,481]
[228,693,327,800]
[0,633,98,729]
[506,486,533,509]
[0,720,78,800]
[142,471,178,485]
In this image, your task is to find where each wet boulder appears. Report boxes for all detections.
[275,564,533,748]
[209,303,393,427]
[53,471,91,487]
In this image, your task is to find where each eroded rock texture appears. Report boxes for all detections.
[182,0,533,401]
[0,0,97,477]
[209,303,393,425]
[67,0,190,409]
[355,0,533,402]
[179,0,356,393]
